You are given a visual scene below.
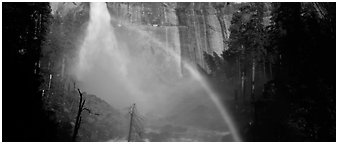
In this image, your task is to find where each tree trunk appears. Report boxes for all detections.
[251,58,255,101]
[241,71,245,101]
[41,89,45,97]
[252,58,257,140]
[128,113,133,142]
[48,74,52,90]
[35,60,40,74]
[240,45,245,101]
[128,104,135,142]
[72,89,86,142]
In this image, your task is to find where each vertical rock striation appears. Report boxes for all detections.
[53,2,235,74]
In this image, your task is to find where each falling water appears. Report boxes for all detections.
[75,2,241,141]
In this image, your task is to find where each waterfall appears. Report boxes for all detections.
[75,2,241,142]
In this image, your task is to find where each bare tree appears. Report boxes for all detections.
[72,88,99,142]
[127,103,144,142]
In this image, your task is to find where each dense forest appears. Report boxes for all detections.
[2,2,336,142]
[203,2,335,141]
[3,2,55,141]
[3,2,128,142]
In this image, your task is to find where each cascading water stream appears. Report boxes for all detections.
[75,2,242,141]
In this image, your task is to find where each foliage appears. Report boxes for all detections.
[256,2,336,141]
[2,2,57,141]
[3,2,128,141]
[204,2,335,141]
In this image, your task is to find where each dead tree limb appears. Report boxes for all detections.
[72,88,100,141]
[72,88,85,142]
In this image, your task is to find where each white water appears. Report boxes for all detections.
[74,2,241,141]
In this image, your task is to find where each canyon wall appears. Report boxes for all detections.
[105,2,234,74]
[51,2,236,75]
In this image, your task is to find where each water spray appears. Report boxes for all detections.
[108,9,242,141]
[76,2,242,141]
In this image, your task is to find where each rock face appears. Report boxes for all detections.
[51,2,235,74]
[105,2,234,74]
[175,2,230,74]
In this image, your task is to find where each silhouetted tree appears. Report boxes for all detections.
[2,2,57,141]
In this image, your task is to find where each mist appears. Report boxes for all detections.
[3,2,335,142]
[70,2,239,141]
